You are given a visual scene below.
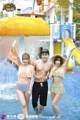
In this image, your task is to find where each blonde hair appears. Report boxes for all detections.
[22,53,30,64]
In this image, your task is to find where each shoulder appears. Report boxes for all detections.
[30,59,35,66]
[29,65,34,69]
[36,59,41,62]
[35,59,41,64]
[47,62,53,68]
[19,64,23,68]
[50,66,56,72]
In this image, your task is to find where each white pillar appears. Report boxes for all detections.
[72,24,76,39]
[61,8,65,25]
[69,0,73,24]
[50,7,55,24]
[49,6,55,57]
[50,39,54,58]
[50,24,54,58]
[43,0,49,22]
[44,0,48,11]
[61,8,65,56]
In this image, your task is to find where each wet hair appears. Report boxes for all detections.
[22,53,30,64]
[54,56,63,66]
[41,49,49,55]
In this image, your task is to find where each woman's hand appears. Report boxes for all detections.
[68,44,75,52]
[27,90,32,95]
[12,40,16,47]
[64,44,75,72]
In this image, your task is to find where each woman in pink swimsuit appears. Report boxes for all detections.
[16,52,34,119]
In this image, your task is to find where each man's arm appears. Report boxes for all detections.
[43,63,53,80]
[28,66,35,95]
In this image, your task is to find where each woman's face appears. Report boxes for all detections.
[22,53,30,65]
[22,59,29,65]
[22,56,29,65]
[54,58,61,67]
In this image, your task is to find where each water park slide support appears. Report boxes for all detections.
[62,38,80,65]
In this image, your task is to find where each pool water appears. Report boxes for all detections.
[0,61,80,120]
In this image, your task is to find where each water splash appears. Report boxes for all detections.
[0,60,18,100]
[0,83,17,100]
[0,60,18,84]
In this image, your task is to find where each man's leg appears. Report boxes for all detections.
[32,82,40,114]
[39,81,48,114]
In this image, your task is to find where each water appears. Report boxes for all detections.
[0,60,80,120]
[0,60,18,101]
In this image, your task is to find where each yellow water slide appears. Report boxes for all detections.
[62,38,80,65]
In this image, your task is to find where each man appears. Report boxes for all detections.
[32,48,52,115]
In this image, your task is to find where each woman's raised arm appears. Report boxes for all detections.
[64,45,75,72]
[13,40,21,66]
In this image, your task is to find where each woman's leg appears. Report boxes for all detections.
[16,90,28,117]
[51,93,56,100]
[52,94,63,117]
[24,91,30,116]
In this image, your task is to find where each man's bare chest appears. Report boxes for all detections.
[36,63,50,71]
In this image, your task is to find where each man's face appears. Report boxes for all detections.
[41,53,49,61]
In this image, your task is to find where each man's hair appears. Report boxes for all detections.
[41,49,49,55]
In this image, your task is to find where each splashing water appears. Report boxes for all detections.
[0,60,18,84]
[0,60,18,100]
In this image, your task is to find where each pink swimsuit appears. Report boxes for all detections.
[17,65,33,79]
